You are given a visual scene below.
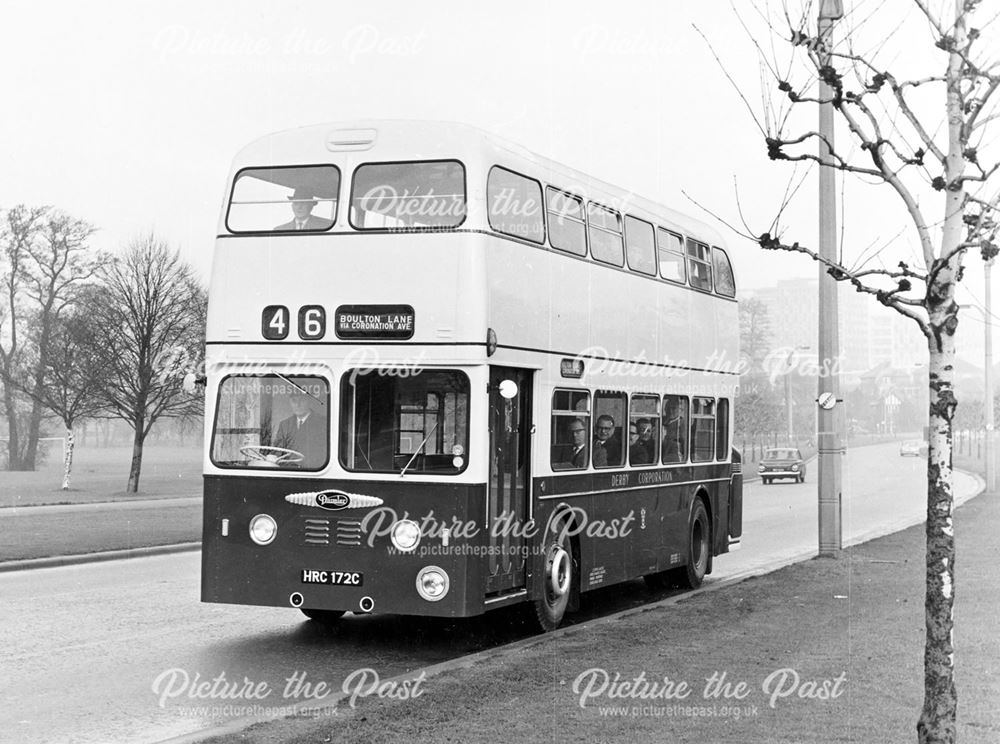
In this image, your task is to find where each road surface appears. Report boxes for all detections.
[0,443,977,744]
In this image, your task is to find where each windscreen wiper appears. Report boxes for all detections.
[400,422,439,477]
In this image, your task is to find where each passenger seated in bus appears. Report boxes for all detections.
[593,415,622,467]
[275,186,333,231]
[273,391,325,467]
[630,417,657,465]
[552,418,588,469]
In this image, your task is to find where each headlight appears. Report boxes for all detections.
[791,464,799,471]
[249,514,277,545]
[416,566,450,601]
[391,519,421,552]
[758,465,765,472]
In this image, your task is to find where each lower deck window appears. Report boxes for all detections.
[211,375,330,470]
[340,369,470,474]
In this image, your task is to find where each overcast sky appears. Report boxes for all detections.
[2,0,996,355]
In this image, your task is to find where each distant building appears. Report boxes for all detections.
[742,277,927,383]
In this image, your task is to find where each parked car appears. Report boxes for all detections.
[899,440,929,457]
[758,448,806,484]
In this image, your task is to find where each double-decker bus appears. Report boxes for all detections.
[200,120,742,631]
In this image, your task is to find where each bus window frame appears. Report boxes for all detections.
[712,245,737,298]
[348,158,468,232]
[690,396,717,463]
[209,373,332,472]
[685,238,714,293]
[592,389,627,469]
[661,394,690,465]
[551,388,592,472]
[716,398,730,459]
[487,165,546,245]
[225,164,341,236]
[338,367,472,476]
[586,201,625,268]
[624,215,657,277]
[628,393,660,466]
[545,186,588,257]
[656,227,688,285]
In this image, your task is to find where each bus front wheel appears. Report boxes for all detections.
[534,531,575,632]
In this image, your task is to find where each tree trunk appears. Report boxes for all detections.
[23,317,53,471]
[917,332,959,743]
[3,379,23,470]
[61,426,75,490]
[126,423,145,493]
[22,394,44,470]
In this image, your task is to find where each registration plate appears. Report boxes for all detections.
[301,569,363,586]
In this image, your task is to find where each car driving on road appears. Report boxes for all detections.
[758,447,806,484]
[899,440,927,457]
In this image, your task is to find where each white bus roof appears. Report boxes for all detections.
[229,119,728,248]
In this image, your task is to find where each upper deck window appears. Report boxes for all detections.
[487,167,544,244]
[624,216,656,276]
[350,160,466,230]
[227,166,339,234]
[587,203,624,267]
[656,228,686,284]
[686,239,714,292]
[546,188,586,256]
[713,246,736,297]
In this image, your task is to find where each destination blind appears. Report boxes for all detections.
[335,304,415,339]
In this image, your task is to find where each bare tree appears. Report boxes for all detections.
[16,210,99,469]
[28,303,108,488]
[90,235,206,492]
[710,2,1000,741]
[0,205,48,469]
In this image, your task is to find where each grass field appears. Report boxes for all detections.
[0,444,202,507]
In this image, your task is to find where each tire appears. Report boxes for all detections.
[762,477,770,485]
[798,473,804,483]
[678,499,710,590]
[301,608,346,624]
[533,521,576,632]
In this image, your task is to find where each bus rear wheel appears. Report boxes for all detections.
[677,499,710,590]
[533,531,575,632]
[301,608,346,624]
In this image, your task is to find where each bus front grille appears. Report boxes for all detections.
[302,517,364,547]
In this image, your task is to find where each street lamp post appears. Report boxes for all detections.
[985,259,995,492]
[817,0,844,556]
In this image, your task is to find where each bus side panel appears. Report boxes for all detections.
[530,464,729,596]
[201,475,489,618]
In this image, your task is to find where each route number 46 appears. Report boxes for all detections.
[261,305,326,340]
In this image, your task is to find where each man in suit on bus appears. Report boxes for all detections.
[273,391,326,468]
[274,186,333,231]
[630,417,657,465]
[593,415,622,467]
[552,418,588,469]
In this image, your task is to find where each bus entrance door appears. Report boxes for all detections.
[486,367,532,595]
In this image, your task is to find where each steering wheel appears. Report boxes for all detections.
[239,445,304,466]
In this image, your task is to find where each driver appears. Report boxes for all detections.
[273,390,325,468]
